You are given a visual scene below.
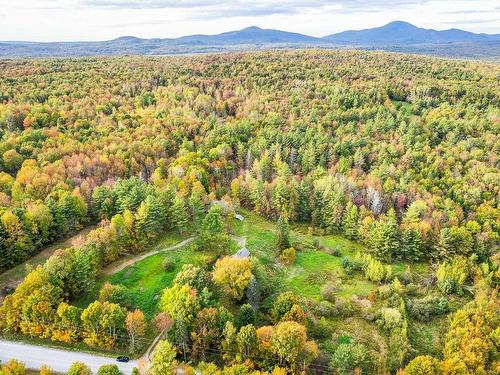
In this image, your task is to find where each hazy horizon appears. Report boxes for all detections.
[1,0,499,42]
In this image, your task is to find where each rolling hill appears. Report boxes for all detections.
[0,22,498,58]
[323,21,499,45]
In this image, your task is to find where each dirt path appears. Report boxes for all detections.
[102,233,247,277]
[0,225,96,293]
[102,237,197,275]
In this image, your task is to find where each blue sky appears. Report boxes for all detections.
[0,0,499,41]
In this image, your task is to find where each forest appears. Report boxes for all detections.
[0,50,498,374]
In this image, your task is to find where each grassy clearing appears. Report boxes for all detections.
[75,242,208,319]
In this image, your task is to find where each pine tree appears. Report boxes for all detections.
[171,196,189,234]
[342,202,359,240]
[369,209,399,261]
[198,204,230,255]
[401,225,423,261]
[275,215,291,250]
[135,195,166,245]
[436,228,454,260]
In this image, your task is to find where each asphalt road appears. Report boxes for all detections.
[0,340,138,373]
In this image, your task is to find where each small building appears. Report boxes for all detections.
[234,213,244,221]
[233,247,250,259]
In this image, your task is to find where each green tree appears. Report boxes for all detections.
[237,304,256,328]
[275,215,290,251]
[149,340,178,375]
[135,194,167,245]
[198,204,230,255]
[97,365,122,375]
[331,342,373,375]
[271,292,299,322]
[404,355,442,375]
[271,321,307,368]
[159,284,200,326]
[171,196,189,234]
[342,202,359,240]
[237,324,257,358]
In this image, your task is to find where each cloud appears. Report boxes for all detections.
[442,18,499,25]
[80,0,430,13]
[441,9,499,15]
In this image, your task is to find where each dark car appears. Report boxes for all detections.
[116,356,129,363]
[2,286,14,296]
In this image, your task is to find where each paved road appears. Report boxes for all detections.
[0,340,138,373]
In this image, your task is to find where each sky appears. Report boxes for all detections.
[0,0,499,42]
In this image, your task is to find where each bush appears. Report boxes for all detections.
[237,304,256,328]
[67,362,92,375]
[279,247,296,266]
[308,316,333,340]
[271,291,299,321]
[436,257,468,295]
[97,365,123,375]
[408,296,449,321]
[320,282,337,303]
[331,342,374,375]
[163,258,176,272]
[376,308,403,333]
[365,259,392,283]
[98,283,132,309]
[328,247,342,257]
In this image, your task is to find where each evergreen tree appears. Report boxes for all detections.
[198,204,230,255]
[297,179,312,222]
[401,225,423,261]
[171,196,189,234]
[369,209,399,261]
[436,228,454,260]
[275,215,290,250]
[135,195,166,245]
[342,202,359,240]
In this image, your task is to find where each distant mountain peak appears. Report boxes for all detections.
[242,26,263,31]
[113,36,141,41]
[323,20,498,45]
[384,21,417,28]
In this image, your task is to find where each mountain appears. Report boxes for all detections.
[0,22,499,58]
[173,26,324,45]
[323,21,500,45]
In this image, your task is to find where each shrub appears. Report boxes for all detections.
[436,257,468,295]
[97,365,123,375]
[331,342,374,375]
[163,258,176,272]
[327,247,342,257]
[279,247,296,266]
[271,292,299,321]
[98,282,132,309]
[320,282,337,303]
[408,296,449,321]
[237,304,256,328]
[376,308,403,333]
[365,259,392,283]
[308,316,333,340]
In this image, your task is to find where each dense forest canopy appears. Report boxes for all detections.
[0,50,498,374]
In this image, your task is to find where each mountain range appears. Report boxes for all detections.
[1,21,499,59]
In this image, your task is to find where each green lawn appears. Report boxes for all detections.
[76,244,208,319]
